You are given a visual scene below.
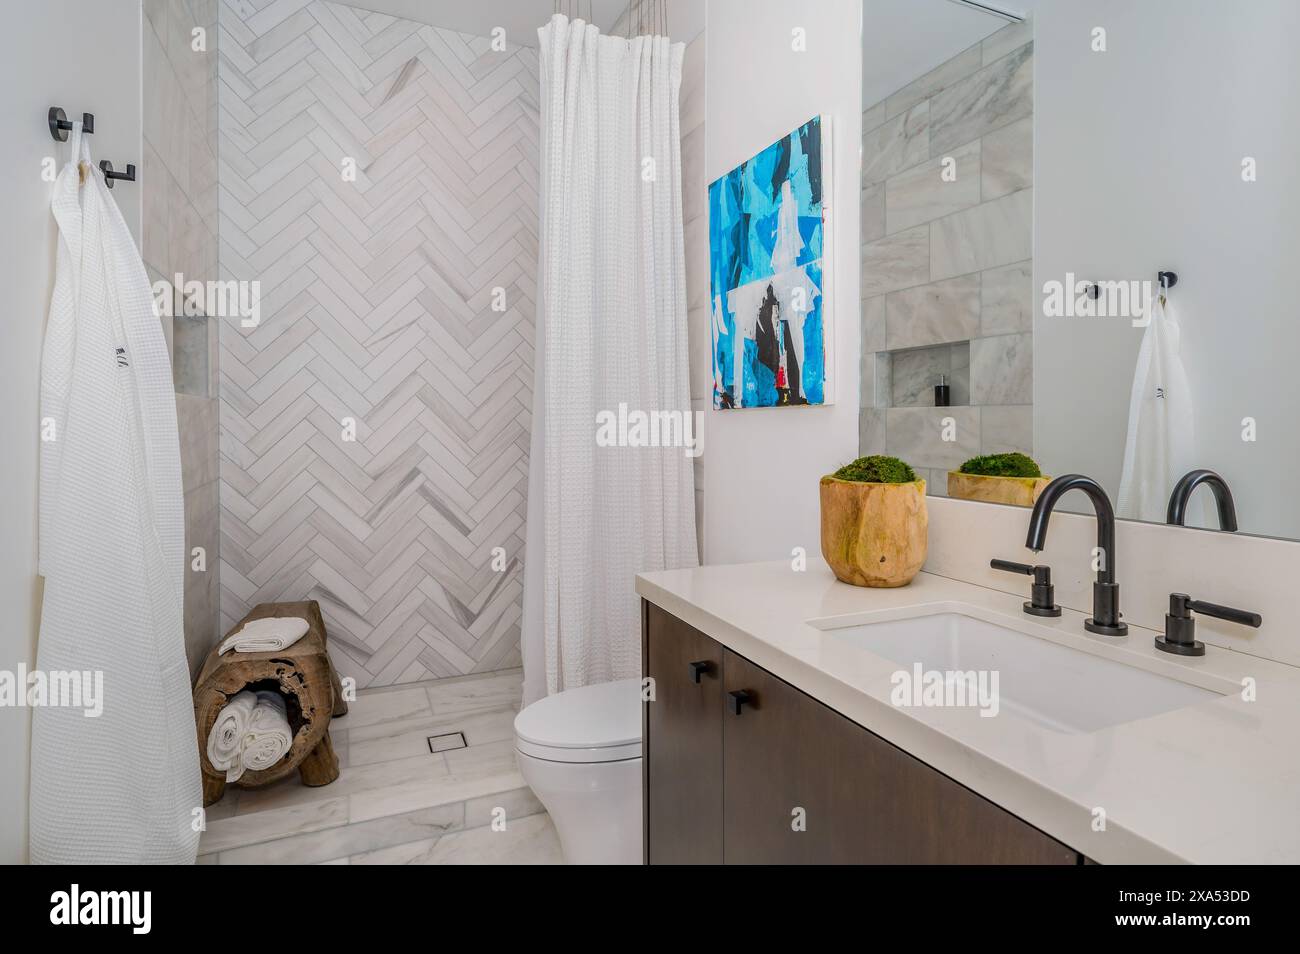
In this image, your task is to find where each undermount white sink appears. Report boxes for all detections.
[811,608,1222,734]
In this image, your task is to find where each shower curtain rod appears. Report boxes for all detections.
[945,0,1026,23]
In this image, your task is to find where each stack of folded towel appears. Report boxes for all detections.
[218,616,310,655]
[205,690,294,782]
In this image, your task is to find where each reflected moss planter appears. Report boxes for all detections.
[947,472,1050,508]
[819,476,927,588]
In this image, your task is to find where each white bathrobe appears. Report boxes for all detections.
[1116,293,1196,524]
[31,123,201,864]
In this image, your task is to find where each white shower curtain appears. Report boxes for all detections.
[32,122,201,863]
[522,14,698,704]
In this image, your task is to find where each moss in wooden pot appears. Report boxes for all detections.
[947,452,1051,507]
[819,455,927,588]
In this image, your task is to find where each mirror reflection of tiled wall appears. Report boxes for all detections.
[859,20,1033,496]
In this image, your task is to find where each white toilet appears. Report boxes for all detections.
[514,677,642,864]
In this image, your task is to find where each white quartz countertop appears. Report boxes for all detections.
[635,560,1300,864]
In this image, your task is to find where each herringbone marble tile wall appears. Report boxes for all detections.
[217,0,538,686]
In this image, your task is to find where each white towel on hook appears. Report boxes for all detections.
[1116,292,1196,523]
[32,121,201,864]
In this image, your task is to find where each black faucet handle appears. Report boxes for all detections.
[991,558,1061,617]
[1157,592,1262,656]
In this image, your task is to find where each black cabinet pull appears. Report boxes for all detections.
[687,660,713,683]
[728,689,753,715]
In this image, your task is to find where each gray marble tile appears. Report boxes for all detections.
[890,343,970,408]
[201,795,348,855]
[861,182,885,243]
[234,750,449,816]
[981,259,1033,335]
[980,404,1034,456]
[982,19,1033,66]
[970,332,1033,405]
[142,140,170,276]
[886,139,980,233]
[859,345,875,409]
[424,812,562,865]
[862,101,929,185]
[981,116,1032,201]
[463,785,545,829]
[183,479,220,674]
[861,224,930,297]
[885,406,980,471]
[925,467,950,497]
[930,188,1032,281]
[176,393,218,490]
[425,670,523,718]
[173,314,210,396]
[929,43,1033,156]
[862,99,886,135]
[861,294,886,354]
[886,43,983,120]
[859,407,886,456]
[219,802,464,865]
[349,739,524,823]
[885,274,980,351]
[347,707,517,767]
[344,686,432,730]
[874,352,893,409]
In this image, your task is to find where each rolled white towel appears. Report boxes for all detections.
[218,616,310,655]
[240,690,293,773]
[206,690,258,783]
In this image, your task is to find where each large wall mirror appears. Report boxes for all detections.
[858,0,1300,541]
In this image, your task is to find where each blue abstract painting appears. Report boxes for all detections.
[708,117,830,409]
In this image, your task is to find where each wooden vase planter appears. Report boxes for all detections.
[819,476,928,587]
[946,472,1051,508]
[193,600,347,806]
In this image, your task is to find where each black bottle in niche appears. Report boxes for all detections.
[934,374,950,407]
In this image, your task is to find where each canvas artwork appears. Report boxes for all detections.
[708,116,831,409]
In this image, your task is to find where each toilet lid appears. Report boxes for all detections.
[514,677,642,763]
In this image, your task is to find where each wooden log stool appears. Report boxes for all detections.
[193,600,348,806]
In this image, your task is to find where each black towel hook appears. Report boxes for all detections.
[49,106,94,142]
[1157,270,1178,290]
[98,160,136,189]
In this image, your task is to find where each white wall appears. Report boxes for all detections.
[703,0,862,564]
[1033,0,1300,537]
[0,0,142,865]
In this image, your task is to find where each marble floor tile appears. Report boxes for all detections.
[233,748,451,815]
[422,813,561,865]
[425,668,523,718]
[340,685,433,729]
[217,802,465,865]
[201,795,349,855]
[347,706,517,767]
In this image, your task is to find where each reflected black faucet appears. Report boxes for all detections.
[1025,474,1128,636]
[1167,469,1238,531]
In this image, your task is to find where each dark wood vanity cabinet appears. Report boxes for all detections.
[642,601,1080,865]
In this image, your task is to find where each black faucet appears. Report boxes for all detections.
[1025,474,1128,636]
[1166,469,1238,531]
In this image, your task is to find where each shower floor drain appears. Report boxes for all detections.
[427,731,467,753]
